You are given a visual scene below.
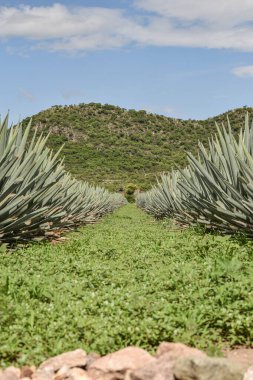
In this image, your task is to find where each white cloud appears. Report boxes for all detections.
[0,5,125,39]
[0,4,138,51]
[232,65,253,77]
[132,0,253,51]
[135,0,253,26]
[2,2,253,52]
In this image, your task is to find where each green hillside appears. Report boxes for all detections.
[22,103,253,191]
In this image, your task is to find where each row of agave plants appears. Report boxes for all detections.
[0,116,126,244]
[136,114,253,236]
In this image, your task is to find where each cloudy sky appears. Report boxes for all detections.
[1,0,253,122]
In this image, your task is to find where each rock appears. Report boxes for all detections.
[0,368,20,380]
[54,366,70,380]
[226,349,253,372]
[89,347,155,373]
[128,343,207,380]
[21,367,34,379]
[56,366,70,375]
[33,367,54,380]
[66,368,91,380]
[5,367,21,378]
[156,342,206,360]
[0,373,14,380]
[55,367,93,380]
[127,355,174,380]
[39,350,87,372]
[85,354,101,371]
[86,369,123,380]
[244,366,253,380]
[173,356,243,380]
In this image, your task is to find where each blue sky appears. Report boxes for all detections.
[1,0,253,123]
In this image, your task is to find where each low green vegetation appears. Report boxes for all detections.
[1,205,253,367]
[22,103,253,191]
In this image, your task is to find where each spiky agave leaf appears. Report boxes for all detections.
[0,116,125,244]
[137,114,253,236]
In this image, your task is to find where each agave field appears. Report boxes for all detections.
[137,114,253,236]
[1,113,253,368]
[0,116,126,245]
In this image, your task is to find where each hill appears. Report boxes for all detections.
[22,103,253,191]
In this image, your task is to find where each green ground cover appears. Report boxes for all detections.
[1,205,253,367]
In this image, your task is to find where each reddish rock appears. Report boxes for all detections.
[226,349,253,372]
[0,368,20,380]
[87,369,123,380]
[33,367,54,380]
[67,368,91,380]
[39,350,87,372]
[85,355,101,371]
[55,367,92,380]
[54,366,70,380]
[129,343,206,380]
[127,356,174,380]
[5,367,21,378]
[89,347,155,374]
[156,342,206,360]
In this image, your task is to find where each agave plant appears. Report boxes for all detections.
[0,116,125,244]
[137,114,253,236]
[136,171,183,218]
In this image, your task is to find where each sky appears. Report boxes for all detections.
[1,0,253,123]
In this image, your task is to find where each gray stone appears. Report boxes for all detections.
[173,356,243,380]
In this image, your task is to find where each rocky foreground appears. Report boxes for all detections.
[1,343,253,380]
